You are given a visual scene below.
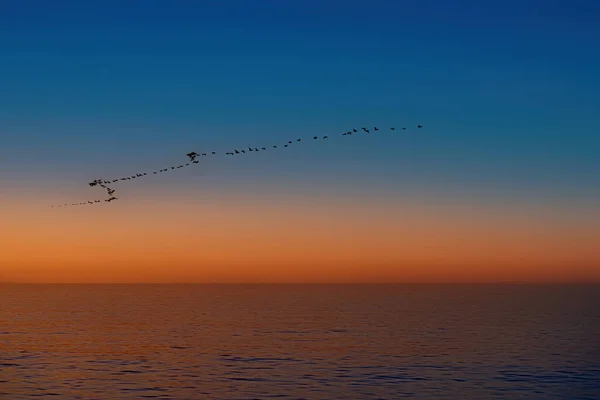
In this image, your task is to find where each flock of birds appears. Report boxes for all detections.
[51,124,423,208]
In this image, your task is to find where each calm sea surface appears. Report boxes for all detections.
[1,284,599,399]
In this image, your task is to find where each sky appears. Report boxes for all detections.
[1,0,599,283]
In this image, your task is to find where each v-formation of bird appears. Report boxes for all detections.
[51,124,423,208]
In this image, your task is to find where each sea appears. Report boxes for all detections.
[1,284,599,399]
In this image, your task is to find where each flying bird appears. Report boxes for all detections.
[186,152,199,161]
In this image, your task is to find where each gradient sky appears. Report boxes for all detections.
[1,1,599,283]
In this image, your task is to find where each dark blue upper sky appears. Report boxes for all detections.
[2,0,599,202]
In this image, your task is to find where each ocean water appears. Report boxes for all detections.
[1,284,599,399]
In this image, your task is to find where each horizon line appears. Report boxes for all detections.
[2,281,599,285]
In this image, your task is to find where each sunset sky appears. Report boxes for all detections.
[1,1,599,283]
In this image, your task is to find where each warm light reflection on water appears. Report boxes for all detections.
[1,284,599,399]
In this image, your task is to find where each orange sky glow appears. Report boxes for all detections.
[3,187,599,283]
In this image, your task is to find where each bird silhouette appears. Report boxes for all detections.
[186,152,199,161]
[54,122,425,208]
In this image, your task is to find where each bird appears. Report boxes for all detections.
[353,128,357,133]
[297,138,301,142]
[402,127,407,130]
[235,150,240,154]
[262,147,266,150]
[273,145,278,148]
[374,127,379,131]
[241,150,246,153]
[284,144,288,147]
[212,152,216,155]
[418,125,423,128]
[249,147,253,152]
[323,136,328,139]
[186,152,199,161]
[390,127,396,131]
[314,136,318,139]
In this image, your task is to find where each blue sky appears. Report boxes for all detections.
[1,0,599,204]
